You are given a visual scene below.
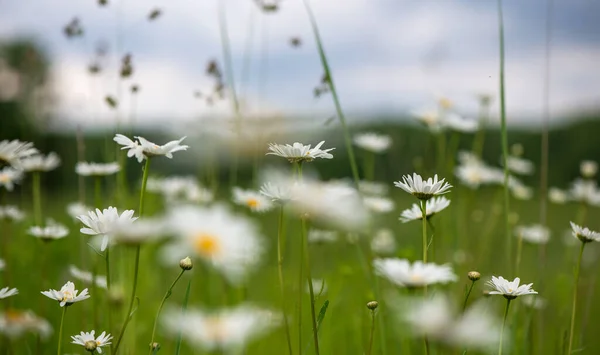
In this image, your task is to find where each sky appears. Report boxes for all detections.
[1,0,599,130]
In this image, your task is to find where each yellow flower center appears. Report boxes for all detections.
[507,288,513,293]
[439,98,452,109]
[205,317,226,341]
[194,233,221,257]
[62,290,74,302]
[246,198,259,208]
[410,274,423,283]
[0,174,8,183]
[5,310,22,322]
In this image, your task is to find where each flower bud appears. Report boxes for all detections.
[468,271,481,281]
[150,342,161,351]
[84,340,97,352]
[367,301,378,311]
[179,256,193,271]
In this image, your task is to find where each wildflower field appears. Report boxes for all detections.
[2,1,600,355]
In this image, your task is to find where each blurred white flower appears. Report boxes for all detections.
[504,156,534,175]
[78,207,138,251]
[521,295,547,310]
[0,167,23,191]
[69,265,107,289]
[510,182,533,201]
[41,281,90,307]
[66,202,91,220]
[370,229,397,255]
[455,160,502,189]
[487,276,537,299]
[570,222,600,243]
[110,217,167,247]
[71,330,112,353]
[515,225,550,244]
[444,113,477,133]
[147,176,213,204]
[0,309,52,339]
[363,196,395,213]
[259,181,293,204]
[412,109,443,133]
[75,162,120,176]
[0,205,24,221]
[163,305,280,351]
[374,259,457,288]
[20,152,60,172]
[0,258,4,271]
[394,173,452,200]
[306,279,327,296]
[164,205,264,283]
[114,134,189,163]
[308,229,338,244]
[399,196,450,223]
[358,180,388,195]
[28,221,69,241]
[232,187,273,212]
[266,141,334,163]
[353,132,392,153]
[569,179,600,206]
[548,187,568,204]
[0,140,38,168]
[0,287,18,299]
[580,160,598,178]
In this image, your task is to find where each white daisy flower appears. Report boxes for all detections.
[399,196,450,223]
[164,205,264,283]
[510,182,533,201]
[569,179,600,206]
[370,229,397,255]
[353,132,392,153]
[28,221,69,241]
[521,295,547,310]
[41,281,90,307]
[113,134,189,163]
[412,109,443,133]
[373,259,457,288]
[147,176,213,204]
[515,225,550,244]
[363,196,395,213]
[454,161,502,189]
[308,229,338,244]
[19,153,61,172]
[232,187,273,212]
[580,160,598,178]
[0,205,25,221]
[0,167,23,191]
[162,305,280,351]
[0,139,38,168]
[394,173,452,200]
[69,265,107,289]
[548,187,568,204]
[75,162,120,176]
[504,156,534,175]
[266,141,334,163]
[570,222,600,243]
[259,181,293,204]
[77,207,138,251]
[487,276,537,299]
[109,217,167,247]
[67,202,92,221]
[444,113,478,133]
[0,309,52,339]
[0,287,18,299]
[71,330,112,353]
[358,180,388,195]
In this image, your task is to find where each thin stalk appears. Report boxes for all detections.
[498,298,512,355]
[277,205,293,355]
[57,307,67,355]
[497,0,512,271]
[567,242,585,355]
[297,223,304,355]
[424,336,430,355]
[515,234,523,276]
[301,218,320,355]
[113,157,151,354]
[367,310,376,355]
[301,0,360,186]
[32,172,42,225]
[420,200,428,263]
[436,131,447,175]
[472,99,490,158]
[463,281,476,311]
[175,280,192,355]
[148,269,186,355]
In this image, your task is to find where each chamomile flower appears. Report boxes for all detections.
[71,330,112,353]
[0,205,24,221]
[370,229,397,255]
[504,156,534,175]
[0,140,38,168]
[487,276,537,299]
[363,196,395,213]
[394,173,452,200]
[41,281,90,307]
[353,132,392,153]
[580,160,598,178]
[113,134,189,163]
[412,109,443,133]
[548,187,568,204]
[373,259,457,288]
[444,113,478,133]
[162,305,280,351]
[147,176,213,204]
[454,161,502,189]
[77,207,138,251]
[109,217,167,247]
[358,180,388,195]
[266,141,334,163]
[510,182,533,200]
[521,295,547,310]
[232,187,273,212]
[66,202,91,221]
[308,229,338,244]
[570,222,600,243]
[0,309,52,339]
[569,179,600,206]
[164,205,264,283]
[0,287,18,299]
[515,225,550,244]
[69,265,107,289]
[399,196,450,223]
[28,221,69,241]
[0,167,23,191]
[75,162,120,176]
[20,152,61,172]
[259,181,293,204]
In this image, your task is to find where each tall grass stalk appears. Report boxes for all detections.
[301,217,320,355]
[420,200,428,264]
[498,298,512,355]
[276,205,293,354]
[367,308,376,355]
[56,307,67,355]
[567,242,585,355]
[301,0,360,186]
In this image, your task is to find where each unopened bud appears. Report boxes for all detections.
[109,288,125,307]
[367,301,378,311]
[179,257,193,270]
[84,340,97,352]
[150,342,161,351]
[468,271,481,281]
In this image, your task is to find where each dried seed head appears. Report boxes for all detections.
[366,301,379,311]
[179,256,193,271]
[467,271,481,281]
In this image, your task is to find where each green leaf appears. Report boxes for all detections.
[316,300,330,332]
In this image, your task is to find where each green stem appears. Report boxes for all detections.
[498,298,512,355]
[424,336,430,355]
[472,99,490,158]
[301,0,360,186]
[463,281,475,311]
[420,200,428,263]
[367,310,376,355]
[567,242,585,355]
[113,157,151,354]
[175,280,192,355]
[497,0,512,273]
[32,172,42,225]
[297,223,304,355]
[301,218,320,355]
[105,247,112,334]
[436,131,447,175]
[515,234,523,276]
[57,306,67,355]
[363,151,375,181]
[148,269,186,355]
[277,205,293,355]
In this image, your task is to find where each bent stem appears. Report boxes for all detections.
[148,269,186,355]
[567,242,585,355]
[113,157,151,354]
[277,205,293,355]
[498,298,512,355]
[301,218,320,355]
[57,306,67,355]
